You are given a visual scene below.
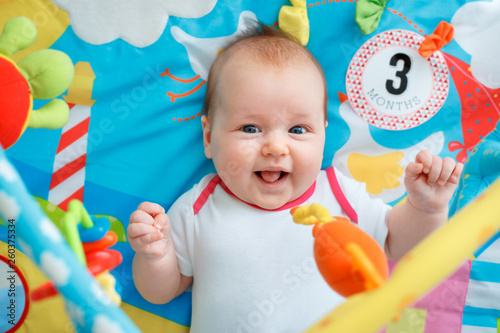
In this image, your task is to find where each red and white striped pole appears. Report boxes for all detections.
[49,62,95,210]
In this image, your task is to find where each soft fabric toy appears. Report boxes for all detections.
[450,122,500,215]
[355,0,389,35]
[0,16,74,149]
[291,203,388,297]
[279,0,309,46]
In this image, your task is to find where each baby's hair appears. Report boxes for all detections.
[203,22,328,124]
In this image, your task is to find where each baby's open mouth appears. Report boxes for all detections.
[255,171,288,183]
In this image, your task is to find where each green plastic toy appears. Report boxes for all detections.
[0,16,74,149]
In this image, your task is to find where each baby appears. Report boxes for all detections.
[128,25,463,332]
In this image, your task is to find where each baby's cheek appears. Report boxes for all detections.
[294,154,322,181]
[238,140,260,157]
[214,151,249,184]
[297,147,322,167]
[220,159,244,180]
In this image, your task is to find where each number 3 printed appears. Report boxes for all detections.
[386,53,411,95]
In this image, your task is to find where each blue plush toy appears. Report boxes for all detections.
[451,123,500,215]
[450,122,500,255]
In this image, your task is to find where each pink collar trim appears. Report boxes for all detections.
[219,180,316,212]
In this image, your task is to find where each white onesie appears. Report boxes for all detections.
[169,167,390,333]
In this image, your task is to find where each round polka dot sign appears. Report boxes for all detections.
[346,29,450,131]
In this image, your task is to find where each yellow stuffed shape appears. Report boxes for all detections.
[279,0,309,46]
[347,152,404,194]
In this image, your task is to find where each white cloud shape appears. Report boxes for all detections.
[451,0,500,88]
[51,0,217,47]
[17,238,33,259]
[92,315,124,333]
[171,11,257,80]
[90,281,112,306]
[0,191,20,221]
[66,301,85,327]
[0,159,18,183]
[39,217,63,243]
[40,251,71,286]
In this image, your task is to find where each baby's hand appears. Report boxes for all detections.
[405,150,463,213]
[127,202,171,260]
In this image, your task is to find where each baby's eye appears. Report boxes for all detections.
[289,126,307,134]
[241,125,260,133]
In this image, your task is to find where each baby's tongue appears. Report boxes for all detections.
[260,171,281,183]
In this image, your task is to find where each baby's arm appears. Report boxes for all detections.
[127,202,192,304]
[385,150,463,261]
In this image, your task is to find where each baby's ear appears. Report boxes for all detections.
[201,115,212,159]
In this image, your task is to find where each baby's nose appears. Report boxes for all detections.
[261,134,289,157]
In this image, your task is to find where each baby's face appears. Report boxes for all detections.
[202,60,327,210]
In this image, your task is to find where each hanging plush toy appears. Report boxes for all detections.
[450,121,500,257]
[0,16,74,149]
[291,203,388,297]
[451,122,500,215]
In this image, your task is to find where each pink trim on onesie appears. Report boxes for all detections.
[192,168,357,222]
[193,175,221,215]
[326,167,358,223]
[219,180,317,212]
